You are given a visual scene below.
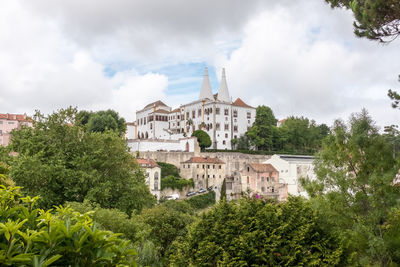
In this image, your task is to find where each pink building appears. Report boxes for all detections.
[0,113,32,146]
[241,163,288,201]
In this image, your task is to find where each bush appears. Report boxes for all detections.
[0,186,137,266]
[161,175,194,191]
[192,130,211,150]
[185,191,215,210]
[157,162,180,178]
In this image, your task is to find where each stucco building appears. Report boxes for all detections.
[132,67,256,150]
[136,158,161,200]
[180,156,225,190]
[240,163,288,201]
[263,154,315,197]
[0,113,32,146]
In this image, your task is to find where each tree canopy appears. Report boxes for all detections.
[76,109,127,137]
[8,107,155,214]
[325,0,400,42]
[192,130,211,150]
[301,109,400,265]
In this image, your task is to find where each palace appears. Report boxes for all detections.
[133,67,256,150]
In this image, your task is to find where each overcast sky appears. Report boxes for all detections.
[0,0,399,128]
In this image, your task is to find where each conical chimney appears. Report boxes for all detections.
[217,68,230,103]
[199,67,214,100]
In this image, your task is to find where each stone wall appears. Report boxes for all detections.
[137,151,271,176]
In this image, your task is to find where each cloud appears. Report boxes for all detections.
[214,1,400,127]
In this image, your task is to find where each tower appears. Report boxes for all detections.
[199,67,214,100]
[217,68,230,103]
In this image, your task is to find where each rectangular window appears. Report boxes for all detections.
[198,109,201,116]
[224,109,229,116]
[216,123,220,130]
[192,110,195,119]
[0,121,3,124]
[233,125,238,132]
[247,112,251,119]
[8,121,15,124]
[216,108,220,115]
[186,112,189,119]
[224,124,229,131]
[233,110,237,117]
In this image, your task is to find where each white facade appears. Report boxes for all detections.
[263,154,316,197]
[128,137,200,153]
[137,158,161,200]
[133,68,256,150]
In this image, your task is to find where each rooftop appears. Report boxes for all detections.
[248,163,278,173]
[136,158,159,168]
[144,100,168,110]
[232,98,254,108]
[0,113,31,122]
[183,156,225,164]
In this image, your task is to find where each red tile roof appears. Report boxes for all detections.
[232,98,253,108]
[183,157,225,164]
[152,109,170,114]
[136,158,159,168]
[171,108,181,113]
[0,113,31,122]
[144,100,168,109]
[248,163,277,173]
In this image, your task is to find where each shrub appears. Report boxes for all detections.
[0,186,137,266]
[192,130,211,150]
[185,191,215,210]
[161,175,194,191]
[157,162,180,178]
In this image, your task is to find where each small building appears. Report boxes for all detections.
[264,154,315,197]
[0,113,32,146]
[180,156,225,190]
[241,163,288,201]
[136,158,161,200]
[225,171,243,201]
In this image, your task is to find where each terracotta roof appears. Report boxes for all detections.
[126,122,136,126]
[152,109,170,114]
[0,113,31,122]
[183,156,225,164]
[171,108,181,113]
[232,98,253,108]
[136,158,159,168]
[248,163,277,173]
[144,100,168,109]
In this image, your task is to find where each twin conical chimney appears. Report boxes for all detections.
[199,67,214,100]
[198,67,231,103]
[217,68,230,103]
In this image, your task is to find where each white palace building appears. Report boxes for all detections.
[128,67,256,151]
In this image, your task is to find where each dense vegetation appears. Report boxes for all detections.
[232,105,329,154]
[8,108,155,215]
[161,176,194,191]
[157,162,180,178]
[0,187,137,266]
[184,191,215,210]
[76,109,127,137]
[192,130,211,150]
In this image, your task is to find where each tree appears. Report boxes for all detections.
[388,75,400,109]
[77,109,127,137]
[301,109,400,265]
[324,0,400,42]
[170,197,346,266]
[9,108,155,214]
[0,187,137,266]
[247,105,277,150]
[192,130,211,150]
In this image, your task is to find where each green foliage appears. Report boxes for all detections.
[388,75,400,109]
[184,191,216,210]
[156,161,180,178]
[0,186,137,266]
[325,0,400,42]
[301,109,400,265]
[77,109,127,136]
[170,196,345,266]
[220,178,226,201]
[161,176,194,191]
[9,108,155,214]
[247,105,277,150]
[192,130,212,150]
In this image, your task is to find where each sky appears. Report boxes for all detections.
[0,0,399,128]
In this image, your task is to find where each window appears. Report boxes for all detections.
[154,172,159,190]
[247,112,251,119]
[262,187,265,192]
[213,165,215,169]
[8,122,15,125]
[202,164,205,169]
[233,126,238,132]
[213,175,215,178]
[216,123,220,130]
[150,123,153,130]
[261,177,264,182]
[224,124,229,131]
[207,165,210,169]
[197,164,199,168]
[219,165,221,169]
[233,110,237,117]
[247,167,250,172]
[225,133,228,138]
[197,174,199,178]
[271,187,275,193]
[223,140,226,145]
[216,108,220,115]
[224,109,229,115]
[198,109,202,116]
[187,164,190,168]
[0,121,3,124]
[186,112,189,118]
[267,177,270,182]
[208,175,210,178]
[247,177,249,183]
[192,110,196,118]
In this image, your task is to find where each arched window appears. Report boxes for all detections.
[137,132,141,139]
[145,132,148,139]
[154,172,159,190]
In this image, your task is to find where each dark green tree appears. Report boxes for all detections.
[324,0,400,42]
[247,105,277,150]
[301,109,400,265]
[170,196,346,266]
[9,107,155,214]
[77,109,127,137]
[192,130,211,150]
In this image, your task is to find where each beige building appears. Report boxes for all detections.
[0,113,32,146]
[180,156,225,190]
[136,158,161,200]
[241,163,288,201]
